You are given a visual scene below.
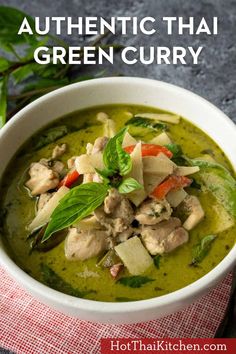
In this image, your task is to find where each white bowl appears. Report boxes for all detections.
[0,77,235,324]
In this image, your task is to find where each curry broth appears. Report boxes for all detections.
[1,104,235,302]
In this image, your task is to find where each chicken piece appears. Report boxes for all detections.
[182,195,205,230]
[37,192,54,212]
[94,189,134,237]
[51,160,65,175]
[26,160,61,196]
[64,227,108,261]
[141,217,188,255]
[116,227,134,243]
[38,158,64,176]
[96,113,116,137]
[92,136,109,154]
[86,143,94,155]
[52,143,67,159]
[135,198,172,225]
[164,227,189,253]
[104,188,122,214]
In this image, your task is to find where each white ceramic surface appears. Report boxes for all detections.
[0,77,235,324]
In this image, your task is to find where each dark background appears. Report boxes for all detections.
[0,0,235,351]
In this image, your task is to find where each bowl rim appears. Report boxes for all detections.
[0,76,235,315]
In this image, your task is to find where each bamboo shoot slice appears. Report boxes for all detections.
[126,142,147,206]
[75,153,104,174]
[143,173,167,195]
[143,153,175,175]
[122,132,137,147]
[115,236,153,275]
[149,132,172,146]
[166,188,187,207]
[176,166,200,176]
[135,113,180,124]
[28,186,69,232]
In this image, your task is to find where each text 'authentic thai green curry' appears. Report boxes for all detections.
[1,105,236,302]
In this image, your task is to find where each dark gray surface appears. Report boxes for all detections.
[2,0,236,121]
[0,0,236,352]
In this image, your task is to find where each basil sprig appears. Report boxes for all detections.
[43,182,109,242]
[103,127,132,176]
[99,128,143,193]
[191,234,216,265]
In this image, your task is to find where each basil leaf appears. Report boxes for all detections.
[118,177,143,194]
[191,235,216,265]
[95,168,113,184]
[43,182,109,242]
[188,158,236,217]
[0,76,7,128]
[190,178,202,190]
[32,125,69,150]
[153,255,161,269]
[116,130,132,176]
[103,127,131,176]
[40,263,95,298]
[125,116,167,131]
[117,276,154,288]
[165,143,183,158]
[0,6,37,45]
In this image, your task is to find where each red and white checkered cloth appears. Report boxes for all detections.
[0,266,232,354]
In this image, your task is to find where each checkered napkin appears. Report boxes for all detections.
[0,267,232,354]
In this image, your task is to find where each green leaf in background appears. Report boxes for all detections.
[118,177,143,194]
[188,158,236,218]
[117,276,155,288]
[0,7,111,126]
[0,6,38,45]
[191,234,216,265]
[23,77,69,93]
[32,62,66,79]
[23,37,50,60]
[0,76,7,128]
[0,57,12,72]
[103,127,131,176]
[12,63,35,84]
[43,182,109,242]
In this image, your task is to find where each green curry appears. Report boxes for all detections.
[0,104,235,302]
